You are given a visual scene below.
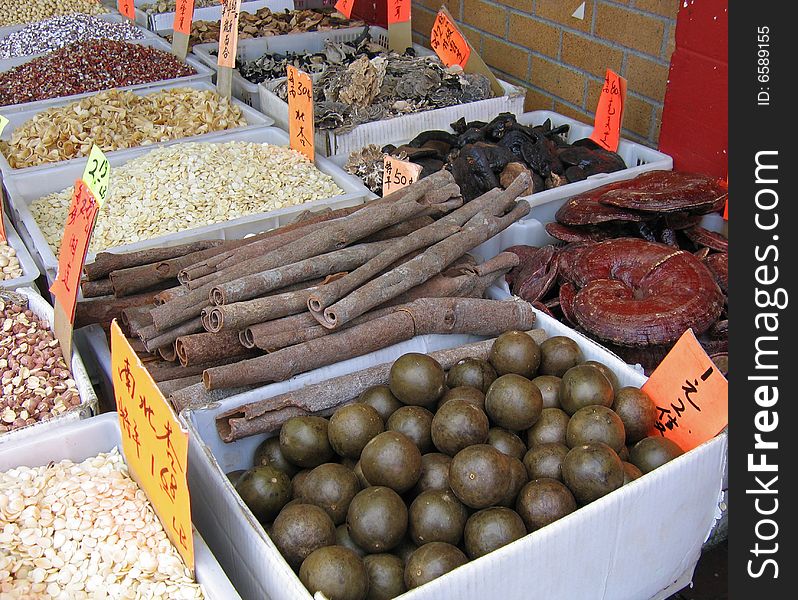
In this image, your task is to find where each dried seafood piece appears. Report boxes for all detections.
[704,252,728,293]
[568,238,725,347]
[598,171,728,214]
[511,245,558,303]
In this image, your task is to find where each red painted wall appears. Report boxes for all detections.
[659,1,728,178]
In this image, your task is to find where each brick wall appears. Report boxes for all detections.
[411,0,679,147]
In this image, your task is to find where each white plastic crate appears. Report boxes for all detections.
[0,412,242,600]
[0,287,98,446]
[132,0,294,34]
[0,13,162,71]
[0,37,214,113]
[193,26,421,112]
[0,80,274,179]
[0,213,40,291]
[3,127,372,287]
[182,319,727,600]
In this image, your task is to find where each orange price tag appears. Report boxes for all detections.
[217,0,242,69]
[641,329,728,452]
[388,0,411,25]
[287,65,315,162]
[335,0,354,19]
[49,180,100,323]
[383,155,422,196]
[117,0,135,20]
[589,68,627,152]
[430,9,472,68]
[112,321,195,572]
[173,0,196,36]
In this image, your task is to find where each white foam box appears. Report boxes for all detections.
[0,412,242,600]
[0,213,40,291]
[0,13,162,70]
[0,287,98,446]
[0,36,213,114]
[2,127,372,287]
[182,315,727,600]
[0,80,274,179]
[131,0,294,34]
[193,26,427,113]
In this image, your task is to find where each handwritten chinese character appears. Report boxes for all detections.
[118,357,136,399]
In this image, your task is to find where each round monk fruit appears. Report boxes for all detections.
[404,542,468,590]
[235,466,292,524]
[527,408,570,446]
[585,360,620,392]
[630,437,684,474]
[394,537,419,565]
[291,469,312,498]
[387,406,434,454]
[566,405,626,453]
[279,416,334,468]
[353,461,370,489]
[226,469,246,487]
[328,404,385,459]
[612,387,657,444]
[498,456,529,507]
[359,385,403,422]
[449,444,510,509]
[301,463,361,525]
[559,364,614,415]
[485,374,543,431]
[487,427,527,460]
[360,431,422,494]
[539,336,583,377]
[389,353,446,408]
[438,386,486,412]
[446,357,497,393]
[430,399,489,456]
[562,443,624,504]
[299,545,369,600]
[622,461,643,484]
[363,553,406,600]
[531,375,562,409]
[412,453,452,496]
[347,486,408,553]
[489,331,541,378]
[271,503,336,569]
[463,507,527,559]
[515,478,577,532]
[523,443,569,481]
[409,489,469,546]
[253,436,299,477]
[336,524,367,557]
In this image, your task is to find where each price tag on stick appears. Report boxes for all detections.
[383,155,422,196]
[641,329,728,452]
[387,0,412,52]
[589,68,627,152]
[172,0,196,60]
[430,7,503,96]
[335,0,354,18]
[112,321,195,572]
[287,65,315,162]
[82,145,110,207]
[217,0,242,98]
[118,0,135,20]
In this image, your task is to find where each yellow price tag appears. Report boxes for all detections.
[0,115,8,136]
[112,321,195,572]
[82,145,110,207]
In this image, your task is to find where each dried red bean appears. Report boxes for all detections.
[0,39,196,107]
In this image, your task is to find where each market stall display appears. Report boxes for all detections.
[0,40,198,108]
[0,217,40,291]
[0,0,107,27]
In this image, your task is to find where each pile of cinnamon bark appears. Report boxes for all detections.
[77,171,537,410]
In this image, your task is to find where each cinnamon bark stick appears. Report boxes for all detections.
[171,382,255,413]
[158,345,178,362]
[239,313,319,348]
[215,330,547,441]
[83,240,224,281]
[109,265,176,297]
[155,286,186,305]
[81,279,114,298]
[204,297,535,390]
[157,375,203,397]
[141,317,204,353]
[320,200,531,329]
[146,355,243,383]
[74,290,163,330]
[360,216,435,243]
[206,288,316,333]
[121,305,154,337]
[175,330,256,367]
[210,240,395,306]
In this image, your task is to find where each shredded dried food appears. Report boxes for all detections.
[0,295,81,434]
[0,0,107,27]
[141,0,219,13]
[0,40,196,108]
[1,88,247,169]
[0,13,144,59]
[31,142,344,254]
[0,450,205,598]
